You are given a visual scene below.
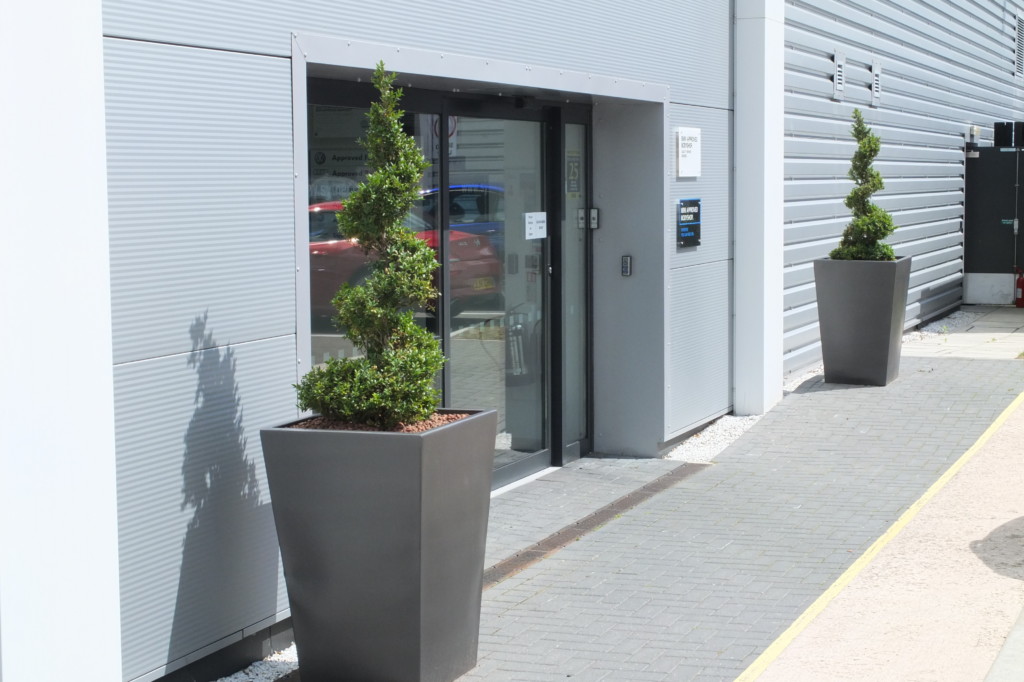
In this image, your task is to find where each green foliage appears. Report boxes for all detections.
[829,109,897,261]
[295,63,445,429]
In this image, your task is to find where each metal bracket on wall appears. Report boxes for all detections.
[833,51,846,102]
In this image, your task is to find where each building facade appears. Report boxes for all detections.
[3,1,1023,680]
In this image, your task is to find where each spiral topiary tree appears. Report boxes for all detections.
[829,108,897,261]
[295,62,445,429]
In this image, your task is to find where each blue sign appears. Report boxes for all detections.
[677,198,701,247]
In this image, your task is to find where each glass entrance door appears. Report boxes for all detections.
[445,118,548,484]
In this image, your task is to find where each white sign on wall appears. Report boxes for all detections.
[676,127,702,178]
[525,212,547,239]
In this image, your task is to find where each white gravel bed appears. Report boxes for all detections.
[216,644,297,682]
[216,308,987,681]
[903,308,984,342]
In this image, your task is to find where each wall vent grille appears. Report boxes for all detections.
[833,51,846,101]
[1016,16,1024,77]
[871,60,881,106]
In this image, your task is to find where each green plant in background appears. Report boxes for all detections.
[830,108,897,261]
[295,63,444,429]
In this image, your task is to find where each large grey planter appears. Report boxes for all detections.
[260,409,497,682]
[813,256,912,386]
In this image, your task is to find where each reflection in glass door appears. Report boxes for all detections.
[447,118,547,476]
[306,106,440,363]
[562,123,588,458]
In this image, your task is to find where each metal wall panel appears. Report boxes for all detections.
[102,0,730,109]
[664,104,732,438]
[667,106,732,267]
[115,334,296,682]
[105,37,300,681]
[665,260,732,437]
[104,38,295,364]
[591,98,668,456]
[783,0,1024,373]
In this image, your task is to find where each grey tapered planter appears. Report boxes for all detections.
[813,256,912,386]
[260,408,497,682]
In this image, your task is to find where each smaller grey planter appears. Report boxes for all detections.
[261,409,497,682]
[813,256,912,386]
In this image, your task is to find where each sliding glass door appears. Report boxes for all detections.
[445,117,548,480]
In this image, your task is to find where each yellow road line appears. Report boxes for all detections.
[734,390,1024,682]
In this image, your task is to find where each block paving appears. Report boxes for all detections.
[465,355,1024,681]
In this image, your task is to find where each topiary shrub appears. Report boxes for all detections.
[295,63,445,429]
[829,108,897,261]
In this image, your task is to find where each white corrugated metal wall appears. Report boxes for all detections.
[104,39,297,681]
[783,0,1024,373]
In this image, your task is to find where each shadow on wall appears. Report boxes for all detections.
[970,515,1024,582]
[168,313,279,667]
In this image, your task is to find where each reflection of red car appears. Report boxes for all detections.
[309,202,502,325]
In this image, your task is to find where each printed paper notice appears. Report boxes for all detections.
[677,127,701,178]
[525,212,547,239]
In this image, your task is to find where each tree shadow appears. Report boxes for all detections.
[168,313,279,667]
[970,516,1024,581]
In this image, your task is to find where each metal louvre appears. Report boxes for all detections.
[1017,15,1024,77]
[783,0,1024,374]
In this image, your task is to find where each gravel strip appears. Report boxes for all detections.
[216,645,297,682]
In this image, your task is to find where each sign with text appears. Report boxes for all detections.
[676,127,701,178]
[677,198,701,247]
[566,150,582,198]
[525,212,548,240]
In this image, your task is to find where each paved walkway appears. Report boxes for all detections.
[464,305,1024,681]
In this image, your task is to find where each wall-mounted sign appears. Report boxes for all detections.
[676,127,701,178]
[525,212,547,240]
[677,198,701,247]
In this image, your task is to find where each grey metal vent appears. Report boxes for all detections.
[1016,16,1024,77]
[871,60,882,107]
[833,51,846,101]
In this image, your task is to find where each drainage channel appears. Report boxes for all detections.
[482,461,711,590]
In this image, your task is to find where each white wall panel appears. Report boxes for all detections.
[592,97,668,456]
[104,0,731,110]
[665,260,732,437]
[105,38,295,364]
[667,106,732,268]
[663,105,733,430]
[0,1,123,679]
[782,0,1024,374]
[115,335,296,681]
